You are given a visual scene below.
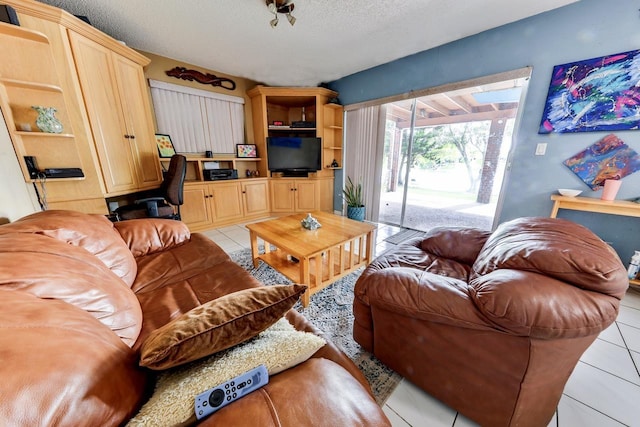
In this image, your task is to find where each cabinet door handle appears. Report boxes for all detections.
[124,134,130,139]
[242,191,246,194]
[130,135,135,139]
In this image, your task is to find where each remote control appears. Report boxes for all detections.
[195,364,269,420]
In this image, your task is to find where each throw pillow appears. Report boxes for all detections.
[140,284,307,370]
[127,317,325,427]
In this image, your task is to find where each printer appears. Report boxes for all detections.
[203,168,238,181]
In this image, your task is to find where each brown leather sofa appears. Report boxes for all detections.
[0,210,390,427]
[353,217,628,427]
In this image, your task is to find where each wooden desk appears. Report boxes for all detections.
[246,212,376,307]
[550,194,640,287]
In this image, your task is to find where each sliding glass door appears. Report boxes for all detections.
[378,75,528,231]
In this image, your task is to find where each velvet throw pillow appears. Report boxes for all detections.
[140,284,307,370]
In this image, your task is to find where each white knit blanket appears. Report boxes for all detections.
[127,317,325,427]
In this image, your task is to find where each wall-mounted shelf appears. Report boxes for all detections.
[268,125,316,131]
[16,131,74,138]
[29,176,85,182]
[161,155,264,182]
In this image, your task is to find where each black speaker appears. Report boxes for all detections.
[0,5,19,26]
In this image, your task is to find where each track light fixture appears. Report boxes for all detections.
[266,0,295,28]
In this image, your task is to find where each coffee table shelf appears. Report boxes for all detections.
[247,212,376,306]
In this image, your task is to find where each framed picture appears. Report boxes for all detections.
[155,134,176,158]
[539,49,640,133]
[563,134,640,190]
[236,144,257,158]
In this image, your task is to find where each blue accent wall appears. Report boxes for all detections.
[328,0,640,265]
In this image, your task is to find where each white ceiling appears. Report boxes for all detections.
[37,0,578,87]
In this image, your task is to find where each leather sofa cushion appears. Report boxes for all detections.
[0,210,138,287]
[197,358,390,427]
[131,234,267,349]
[114,218,191,258]
[0,290,146,426]
[140,284,307,369]
[420,226,491,265]
[0,232,142,346]
[359,238,472,289]
[473,217,629,299]
[470,269,622,338]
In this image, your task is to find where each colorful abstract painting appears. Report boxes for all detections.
[563,134,640,190]
[539,49,640,133]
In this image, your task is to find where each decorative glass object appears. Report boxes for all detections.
[32,106,63,134]
[301,213,321,230]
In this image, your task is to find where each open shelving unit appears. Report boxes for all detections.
[160,155,263,182]
[0,22,84,183]
[323,103,343,169]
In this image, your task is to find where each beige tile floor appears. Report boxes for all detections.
[201,221,640,427]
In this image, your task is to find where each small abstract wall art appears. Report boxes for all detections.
[563,134,640,190]
[539,49,640,133]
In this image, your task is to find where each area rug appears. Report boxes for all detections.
[384,228,426,245]
[229,248,402,405]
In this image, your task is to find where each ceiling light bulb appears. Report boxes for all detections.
[270,17,279,28]
[286,13,295,26]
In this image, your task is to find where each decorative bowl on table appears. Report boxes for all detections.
[558,189,582,197]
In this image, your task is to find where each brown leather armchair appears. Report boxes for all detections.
[353,217,628,427]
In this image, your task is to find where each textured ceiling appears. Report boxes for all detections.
[37,0,578,87]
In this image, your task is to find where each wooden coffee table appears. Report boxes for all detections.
[246,212,377,307]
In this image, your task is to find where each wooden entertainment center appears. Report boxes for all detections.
[180,86,343,231]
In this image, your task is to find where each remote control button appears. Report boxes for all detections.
[199,410,203,416]
[230,381,235,386]
[209,389,225,407]
[225,384,229,389]
[226,390,230,395]
[233,393,237,398]
[248,379,252,384]
[226,396,231,401]
[203,401,208,406]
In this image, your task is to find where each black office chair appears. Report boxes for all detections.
[115,154,187,221]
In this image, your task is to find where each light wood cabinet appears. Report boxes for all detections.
[210,182,244,223]
[182,179,270,231]
[1,0,166,213]
[270,179,320,213]
[181,185,213,229]
[0,21,107,213]
[69,31,162,196]
[241,180,270,216]
[247,86,341,176]
[248,86,342,215]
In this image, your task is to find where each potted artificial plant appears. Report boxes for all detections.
[343,176,365,221]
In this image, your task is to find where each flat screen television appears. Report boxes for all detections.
[267,137,321,174]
